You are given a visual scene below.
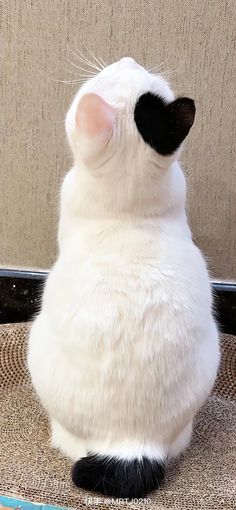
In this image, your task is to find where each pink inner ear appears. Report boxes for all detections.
[76,93,115,138]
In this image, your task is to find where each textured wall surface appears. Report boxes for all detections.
[0,0,235,279]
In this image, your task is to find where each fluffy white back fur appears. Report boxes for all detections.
[28,57,220,465]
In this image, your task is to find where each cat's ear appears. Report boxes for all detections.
[74,93,116,163]
[75,93,115,160]
[134,92,195,156]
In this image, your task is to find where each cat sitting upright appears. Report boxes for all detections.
[28,57,220,498]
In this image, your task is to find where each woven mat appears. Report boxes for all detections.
[0,323,235,510]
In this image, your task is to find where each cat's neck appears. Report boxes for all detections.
[58,160,190,247]
[65,160,185,213]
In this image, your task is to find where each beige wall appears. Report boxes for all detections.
[1,0,235,279]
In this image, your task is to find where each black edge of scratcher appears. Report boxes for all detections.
[0,269,235,335]
[0,269,48,324]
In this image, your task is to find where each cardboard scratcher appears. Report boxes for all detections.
[0,323,235,510]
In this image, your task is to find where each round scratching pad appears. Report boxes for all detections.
[0,323,235,510]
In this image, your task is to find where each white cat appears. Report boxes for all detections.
[28,57,220,498]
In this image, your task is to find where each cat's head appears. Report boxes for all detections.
[65,57,195,215]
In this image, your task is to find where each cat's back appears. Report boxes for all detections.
[43,216,212,338]
[28,212,218,440]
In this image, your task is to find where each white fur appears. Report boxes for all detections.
[28,57,220,464]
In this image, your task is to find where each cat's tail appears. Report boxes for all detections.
[71,452,165,498]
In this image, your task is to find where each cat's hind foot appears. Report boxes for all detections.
[72,453,165,498]
[71,441,166,498]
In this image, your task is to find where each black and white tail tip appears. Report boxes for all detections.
[72,453,165,498]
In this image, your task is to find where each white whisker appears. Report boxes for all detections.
[68,47,91,68]
[148,61,165,73]
[65,69,82,77]
[100,56,107,67]
[68,46,101,72]
[64,67,92,78]
[82,43,104,70]
[37,71,83,84]
[77,48,102,70]
[66,57,97,75]
[44,75,89,84]
[160,62,185,77]
[148,60,185,79]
